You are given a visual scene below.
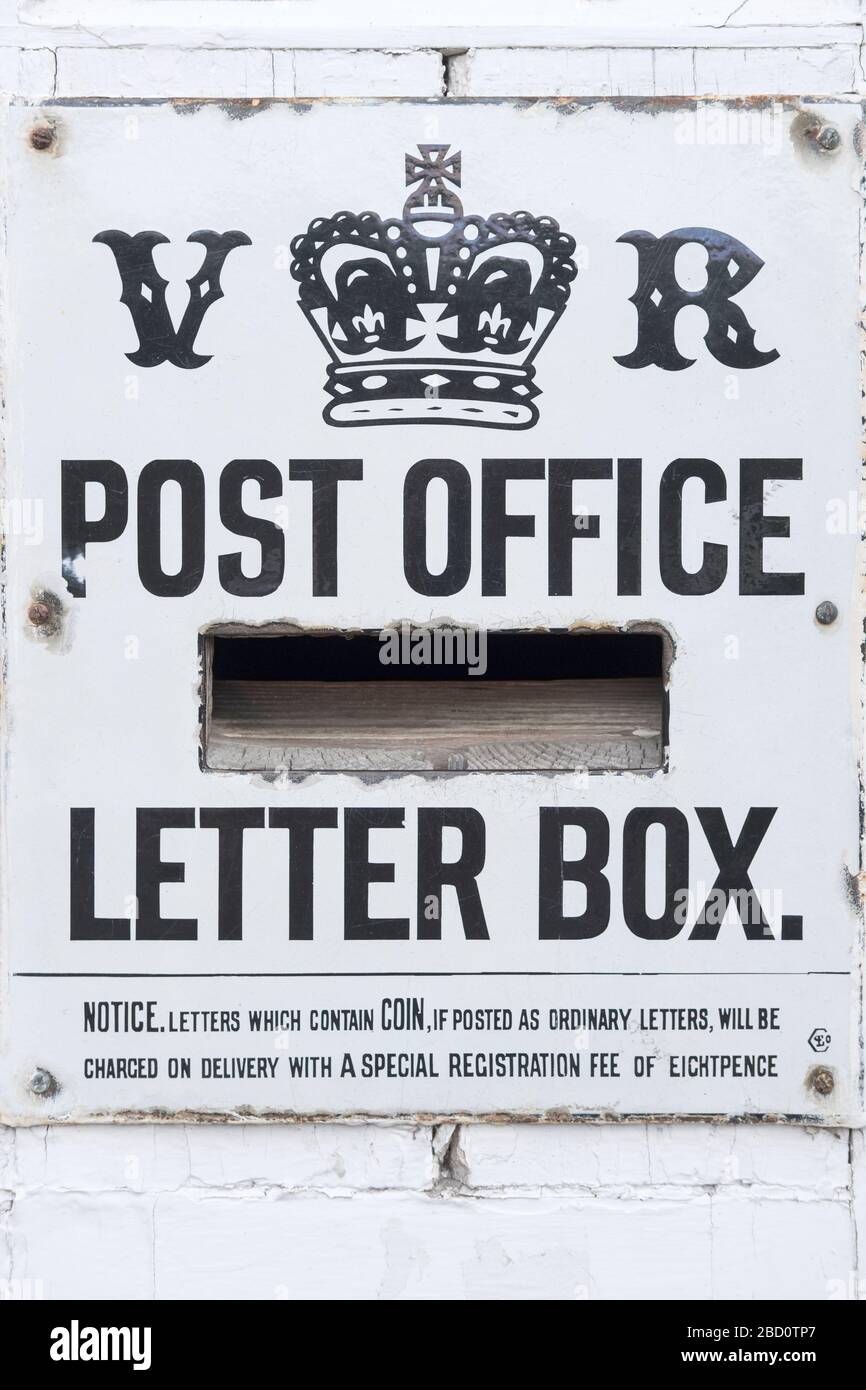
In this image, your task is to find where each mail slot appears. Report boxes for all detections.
[202,629,666,772]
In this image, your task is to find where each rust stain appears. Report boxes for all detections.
[25,586,66,646]
[842,864,865,912]
[25,113,64,157]
[171,98,276,121]
[789,107,845,160]
[806,1066,835,1098]
[5,1105,849,1128]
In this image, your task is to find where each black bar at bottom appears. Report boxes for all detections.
[3,1298,861,1373]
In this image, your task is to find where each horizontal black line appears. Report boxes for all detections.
[14,971,851,980]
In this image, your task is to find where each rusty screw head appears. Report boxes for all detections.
[809,1066,835,1097]
[29,1067,57,1097]
[815,125,841,152]
[815,600,838,626]
[28,600,52,627]
[28,123,55,152]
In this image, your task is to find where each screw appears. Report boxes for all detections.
[815,125,841,152]
[815,600,838,626]
[27,601,52,627]
[809,1066,834,1097]
[29,1068,58,1097]
[28,123,55,152]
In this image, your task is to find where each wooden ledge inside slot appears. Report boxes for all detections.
[206,676,664,773]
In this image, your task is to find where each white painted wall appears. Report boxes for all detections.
[1,0,864,1301]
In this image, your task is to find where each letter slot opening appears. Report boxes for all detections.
[202,629,666,773]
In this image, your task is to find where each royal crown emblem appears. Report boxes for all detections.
[290,144,577,428]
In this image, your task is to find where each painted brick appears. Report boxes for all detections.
[0,1126,14,1191]
[13,1124,190,1194]
[10,1123,433,1193]
[646,1124,850,1193]
[182,1123,434,1190]
[55,46,274,98]
[8,1193,154,1299]
[461,1123,851,1194]
[0,1202,11,1284]
[0,0,860,51]
[691,44,858,95]
[450,44,859,97]
[709,1193,854,1299]
[0,46,56,98]
[155,1189,714,1299]
[460,1123,652,1189]
[650,48,702,98]
[851,1128,866,1300]
[279,48,444,97]
[449,47,663,98]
